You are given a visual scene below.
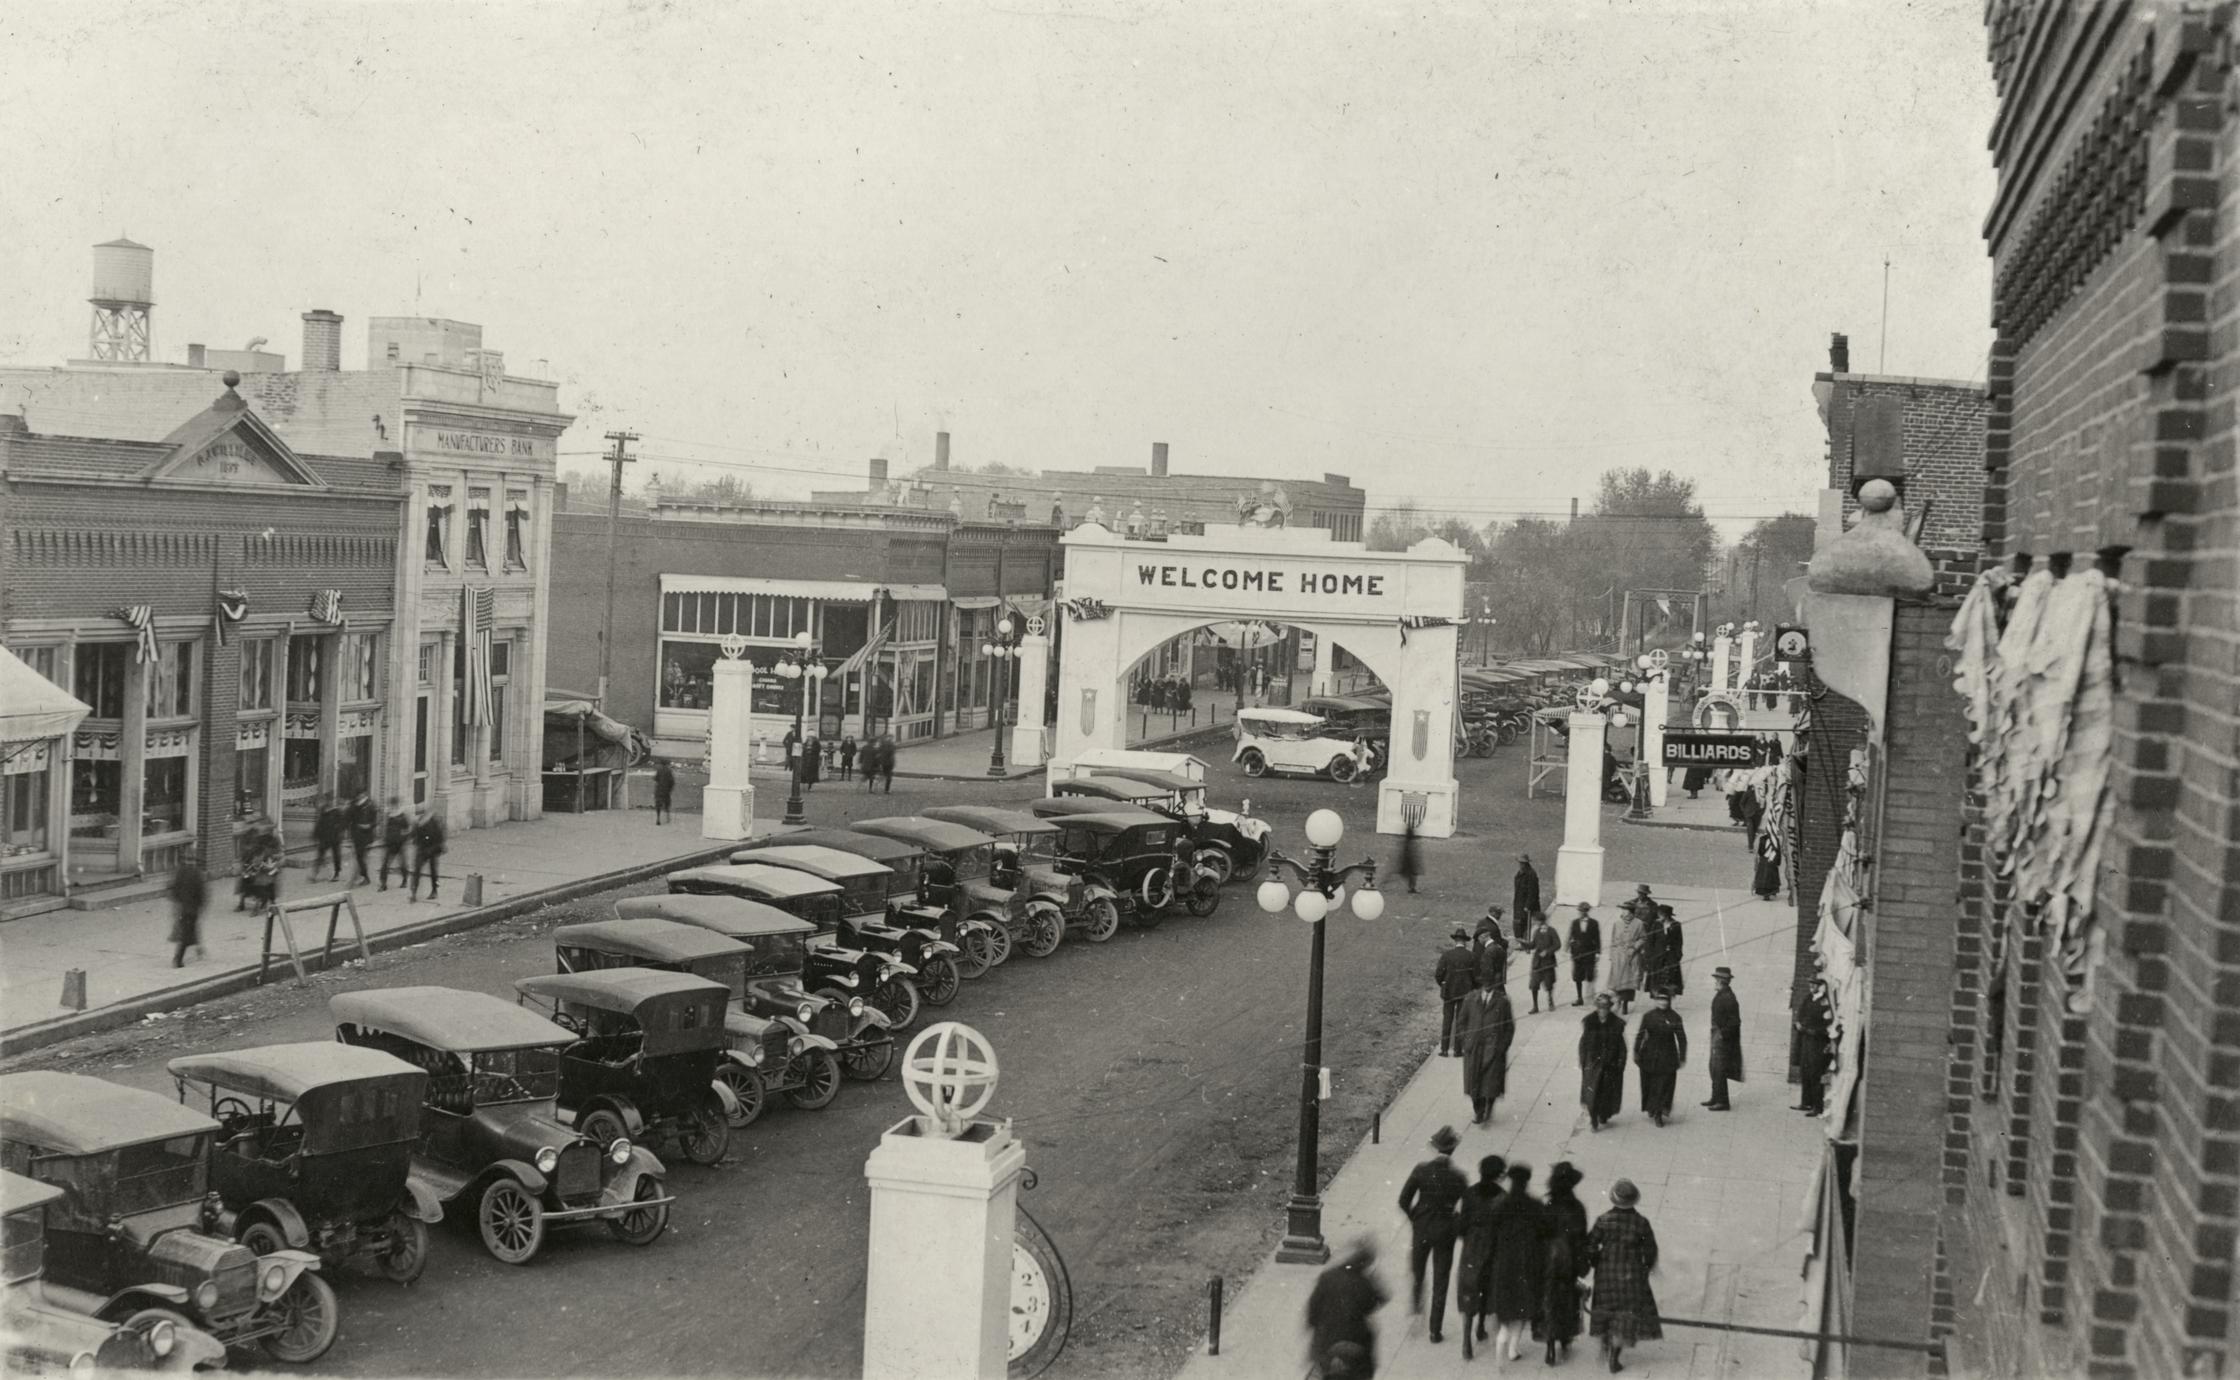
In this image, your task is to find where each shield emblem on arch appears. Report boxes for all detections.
[1080,689,1098,736]
[1412,710,1430,763]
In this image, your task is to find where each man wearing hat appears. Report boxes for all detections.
[1397,1125,1468,1343]
[1567,901,1602,1007]
[1511,853,1541,942]
[1471,909,1511,989]
[1456,970,1516,1125]
[1704,966,1744,1111]
[1434,926,1477,1057]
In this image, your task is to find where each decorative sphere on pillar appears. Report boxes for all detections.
[900,1022,1000,1138]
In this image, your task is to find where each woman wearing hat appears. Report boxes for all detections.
[1578,992,1628,1131]
[1541,1163,1590,1364]
[1484,1162,1547,1362]
[1607,902,1648,1016]
[1587,1179,1662,1372]
[1454,1154,1507,1359]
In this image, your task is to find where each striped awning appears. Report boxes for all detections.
[659,575,946,603]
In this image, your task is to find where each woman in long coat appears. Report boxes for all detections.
[1454,975,1515,1124]
[1606,903,1648,1013]
[1540,1163,1589,1363]
[1655,905,1685,997]
[1578,994,1628,1130]
[1512,855,1540,934]
[1587,1180,1662,1371]
[1484,1163,1546,1361]
[1454,1155,1506,1359]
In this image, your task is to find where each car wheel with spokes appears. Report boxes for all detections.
[239,1218,288,1258]
[842,1035,895,1081]
[1081,896,1121,943]
[715,1063,765,1129]
[784,1048,843,1110]
[872,975,922,1027]
[579,1107,628,1149]
[1326,755,1358,784]
[606,1176,668,1246]
[951,932,991,980]
[1022,902,1064,958]
[1187,880,1221,918]
[376,1213,429,1283]
[918,952,962,1005]
[976,918,1013,968]
[1240,749,1268,777]
[680,1093,730,1165]
[259,1271,340,1363]
[477,1177,544,1265]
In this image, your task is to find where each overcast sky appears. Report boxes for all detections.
[1,0,1997,532]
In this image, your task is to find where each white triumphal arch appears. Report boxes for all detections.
[1049,522,1467,837]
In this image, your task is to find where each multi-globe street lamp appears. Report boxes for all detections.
[1617,651,1669,820]
[773,629,827,825]
[981,615,1020,777]
[1258,807,1387,1265]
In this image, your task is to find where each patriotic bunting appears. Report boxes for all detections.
[114,605,158,663]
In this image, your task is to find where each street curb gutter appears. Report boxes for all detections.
[1,834,782,1060]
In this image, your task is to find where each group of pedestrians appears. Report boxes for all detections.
[1310,1132,1661,1375]
[1134,673,1195,714]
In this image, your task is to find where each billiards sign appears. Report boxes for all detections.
[1660,731,1762,769]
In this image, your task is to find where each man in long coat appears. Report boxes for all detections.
[1577,993,1627,1130]
[1511,856,1539,942]
[1305,1238,1389,1379]
[1471,915,1510,990]
[1633,991,1687,1126]
[1654,904,1685,997]
[1638,909,1668,1006]
[1434,927,1476,1057]
[1792,977,1834,1114]
[1704,966,1744,1110]
[1456,972,1515,1125]
[1566,903,1601,1008]
[1606,902,1648,1015]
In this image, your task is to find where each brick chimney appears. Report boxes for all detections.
[1152,441,1169,478]
[1829,332,1851,375]
[869,457,890,487]
[302,310,344,372]
[934,431,951,471]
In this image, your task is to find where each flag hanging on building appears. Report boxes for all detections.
[834,616,892,679]
[114,605,158,664]
[462,586,496,727]
[213,590,250,646]
[308,589,344,626]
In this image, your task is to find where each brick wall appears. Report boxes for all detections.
[1951,8,2240,1377]
[1822,375,1990,560]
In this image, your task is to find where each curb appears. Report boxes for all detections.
[1,833,787,1060]
[1618,815,1745,834]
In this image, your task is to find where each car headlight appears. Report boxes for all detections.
[262,1263,286,1295]
[68,1352,97,1377]
[797,1001,817,1023]
[535,1146,560,1174]
[608,1138,632,1166]
[146,1319,177,1358]
[848,997,866,1017]
[194,1279,220,1311]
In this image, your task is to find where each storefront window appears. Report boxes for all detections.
[505,490,531,570]
[909,656,936,718]
[339,736,373,796]
[659,641,721,710]
[466,488,492,569]
[74,644,128,720]
[341,634,380,701]
[69,760,121,839]
[143,757,191,836]
[488,642,510,763]
[9,646,59,683]
[287,635,323,704]
[284,740,322,798]
[144,642,194,720]
[3,765,49,856]
[425,486,453,567]
[452,641,467,766]
[239,639,275,711]
[234,747,268,820]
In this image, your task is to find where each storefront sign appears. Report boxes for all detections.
[1660,731,1762,769]
[1133,562,1392,599]
[424,429,552,462]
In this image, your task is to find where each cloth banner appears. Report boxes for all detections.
[463,586,496,727]
[114,605,158,664]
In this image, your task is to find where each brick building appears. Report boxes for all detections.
[1,273,573,842]
[0,378,402,911]
[815,434,1368,542]
[548,495,1057,758]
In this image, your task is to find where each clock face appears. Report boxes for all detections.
[1010,1240,1051,1361]
[1009,1204,1072,1377]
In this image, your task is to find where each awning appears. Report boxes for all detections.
[950,596,1001,610]
[660,575,948,603]
[1,647,88,744]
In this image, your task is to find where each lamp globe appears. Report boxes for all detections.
[1352,888,1386,920]
[1294,890,1329,923]
[1257,879,1291,914]
[1304,809,1344,849]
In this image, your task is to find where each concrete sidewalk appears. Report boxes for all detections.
[0,810,785,1054]
[887,700,1250,780]
[1626,787,1747,834]
[1178,880,1818,1380]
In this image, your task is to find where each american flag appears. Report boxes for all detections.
[213,589,249,646]
[833,616,891,679]
[309,589,344,624]
[114,605,158,663]
[463,586,496,726]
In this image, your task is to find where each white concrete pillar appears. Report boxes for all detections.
[1049,613,1125,776]
[1644,675,1670,808]
[1552,710,1606,908]
[1710,634,1733,693]
[1737,626,1759,692]
[1009,633,1049,768]
[701,654,756,840]
[1310,634,1335,696]
[862,1121,1027,1380]
[1373,623,1459,838]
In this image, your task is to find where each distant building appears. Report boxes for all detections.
[548,493,1057,758]
[815,434,1367,542]
[1812,332,1988,591]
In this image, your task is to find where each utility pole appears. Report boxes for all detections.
[598,429,639,707]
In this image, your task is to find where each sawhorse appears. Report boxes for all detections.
[258,891,373,983]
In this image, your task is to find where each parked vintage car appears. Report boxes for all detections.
[666,863,924,1027]
[1232,707,1374,782]
[1051,768,1272,883]
[167,1043,442,1285]
[848,817,1064,961]
[0,1071,340,1363]
[559,913,847,1123]
[611,897,893,1084]
[722,844,964,1007]
[921,806,1118,944]
[1040,809,1220,926]
[737,829,999,980]
[329,988,673,1265]
[0,1168,228,1374]
[1297,694,1392,736]
[513,970,735,1167]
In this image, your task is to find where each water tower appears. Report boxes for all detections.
[89,237,154,362]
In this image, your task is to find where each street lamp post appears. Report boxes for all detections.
[774,629,827,826]
[1257,808,1387,1265]
[1619,652,1668,820]
[983,615,1019,777]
